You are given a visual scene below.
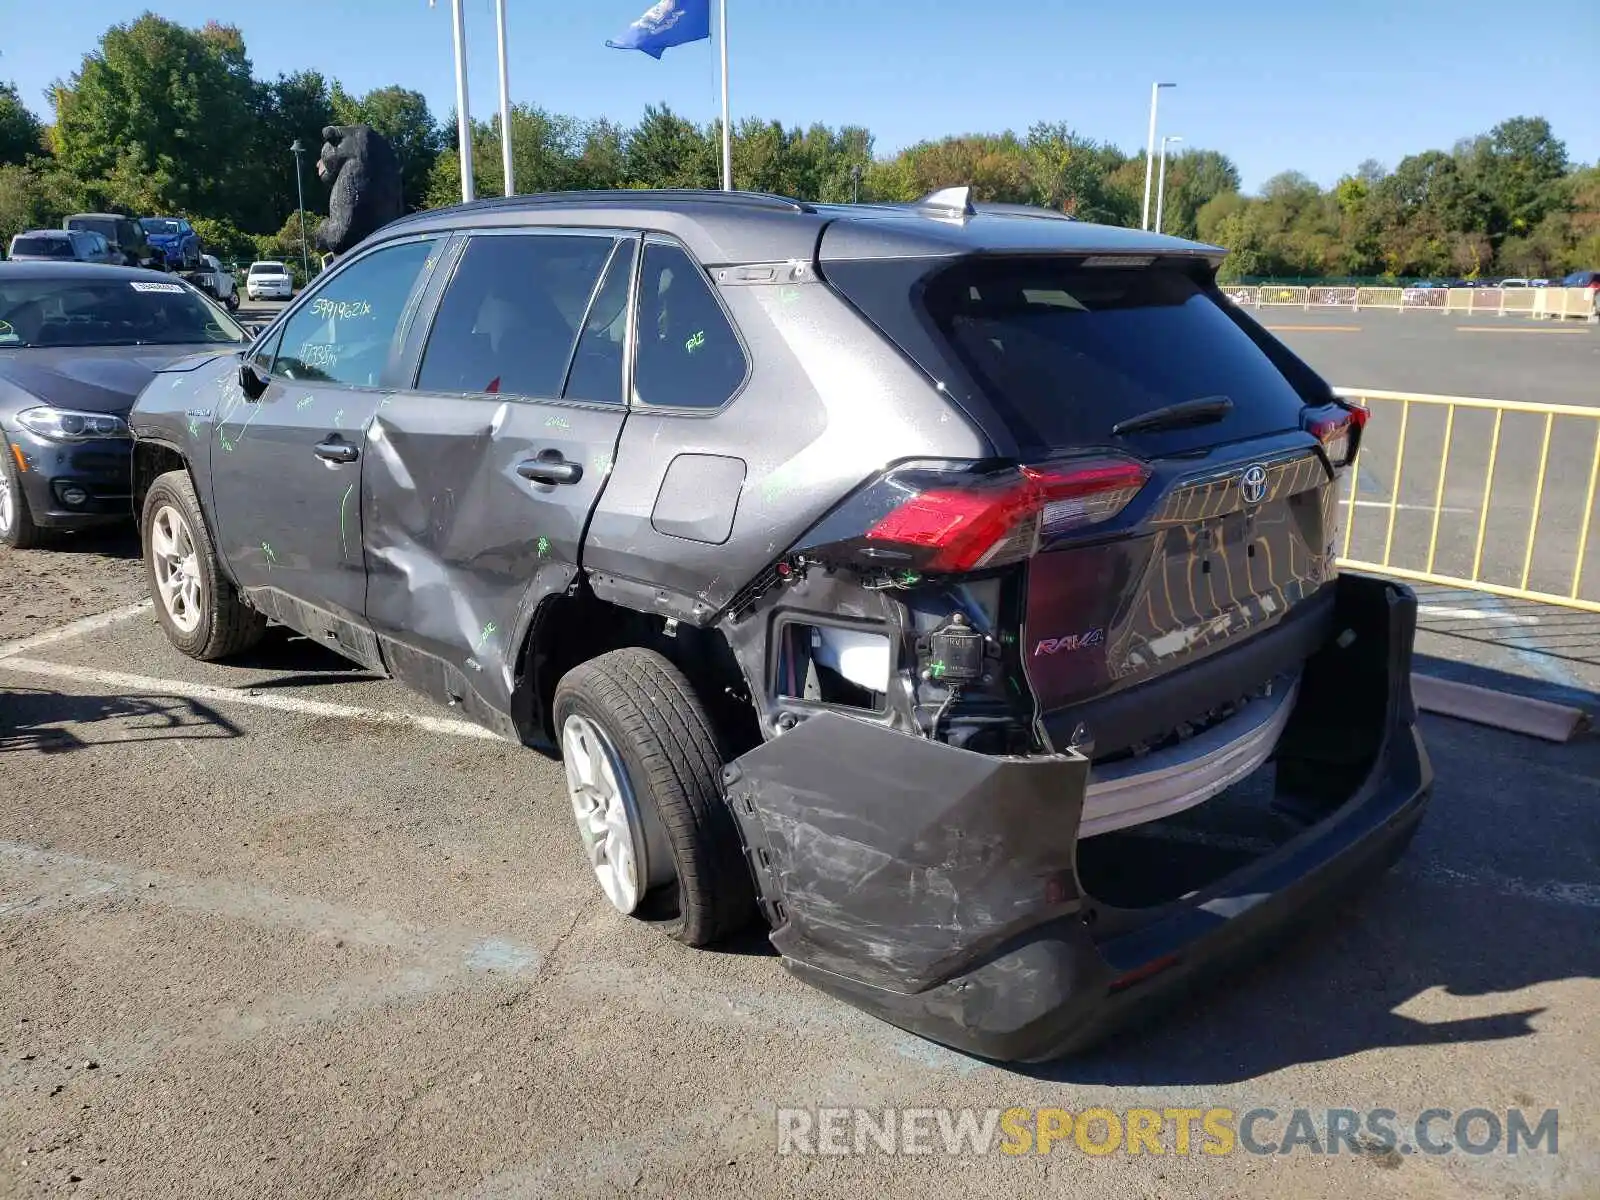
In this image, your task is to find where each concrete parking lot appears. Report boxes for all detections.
[1,305,1596,1199]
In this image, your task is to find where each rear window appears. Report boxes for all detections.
[66,217,117,238]
[12,236,72,258]
[917,261,1310,452]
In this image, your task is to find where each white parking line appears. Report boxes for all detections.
[1418,604,1541,625]
[0,600,152,660]
[0,656,503,741]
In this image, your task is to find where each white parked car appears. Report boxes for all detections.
[1499,277,1530,289]
[245,261,293,301]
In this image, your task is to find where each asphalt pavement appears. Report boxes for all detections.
[0,299,1595,1199]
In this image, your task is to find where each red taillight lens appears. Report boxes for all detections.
[1309,402,1366,468]
[864,458,1149,572]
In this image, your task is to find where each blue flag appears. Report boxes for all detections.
[606,0,711,59]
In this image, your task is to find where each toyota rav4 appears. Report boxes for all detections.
[128,188,1432,1061]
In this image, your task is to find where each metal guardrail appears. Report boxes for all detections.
[1333,388,1600,613]
[1224,285,1599,321]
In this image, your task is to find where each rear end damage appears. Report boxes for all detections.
[707,243,1425,1059]
[720,572,1430,1061]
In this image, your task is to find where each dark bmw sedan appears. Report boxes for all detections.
[0,262,246,547]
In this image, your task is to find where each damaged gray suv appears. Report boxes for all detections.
[128,188,1432,1061]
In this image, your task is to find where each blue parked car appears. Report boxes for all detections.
[138,217,202,271]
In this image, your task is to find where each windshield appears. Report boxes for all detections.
[250,263,286,276]
[0,277,247,348]
[140,219,183,235]
[11,237,73,258]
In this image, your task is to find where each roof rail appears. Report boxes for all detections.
[408,188,815,224]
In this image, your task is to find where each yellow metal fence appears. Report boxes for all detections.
[1333,388,1600,613]
[1223,285,1598,321]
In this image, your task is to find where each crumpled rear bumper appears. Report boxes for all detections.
[722,572,1432,1062]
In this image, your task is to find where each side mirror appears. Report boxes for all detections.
[239,360,269,401]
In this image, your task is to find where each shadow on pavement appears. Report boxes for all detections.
[0,686,242,754]
[41,526,140,559]
[1002,719,1600,1087]
[225,627,381,684]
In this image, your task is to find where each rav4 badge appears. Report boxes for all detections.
[1034,628,1106,656]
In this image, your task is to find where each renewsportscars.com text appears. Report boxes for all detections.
[776,1106,1560,1158]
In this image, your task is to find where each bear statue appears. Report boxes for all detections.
[313,124,404,257]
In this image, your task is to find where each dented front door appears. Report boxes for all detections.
[362,229,636,720]
[208,236,445,669]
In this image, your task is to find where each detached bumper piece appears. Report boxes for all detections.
[724,573,1432,1062]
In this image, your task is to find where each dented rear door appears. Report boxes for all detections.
[362,229,636,723]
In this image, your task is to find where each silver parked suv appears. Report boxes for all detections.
[128,188,1431,1061]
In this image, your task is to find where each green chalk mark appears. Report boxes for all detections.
[333,408,345,427]
[475,621,498,652]
[535,536,551,559]
[339,482,355,560]
[545,415,570,430]
[261,541,276,566]
[929,660,946,678]
[684,329,706,354]
[296,394,315,410]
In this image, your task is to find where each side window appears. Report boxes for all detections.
[563,239,637,405]
[632,241,747,410]
[273,238,440,387]
[416,233,615,398]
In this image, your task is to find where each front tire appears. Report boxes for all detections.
[552,648,757,946]
[225,290,240,312]
[0,437,46,549]
[142,469,266,660]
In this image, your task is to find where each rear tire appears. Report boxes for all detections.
[552,648,756,947]
[0,437,47,550]
[141,468,266,660]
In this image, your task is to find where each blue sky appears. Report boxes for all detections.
[6,0,1598,192]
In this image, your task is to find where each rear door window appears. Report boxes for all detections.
[631,241,747,410]
[563,239,636,405]
[918,261,1308,453]
[416,233,616,398]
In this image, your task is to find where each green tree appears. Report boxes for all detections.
[0,82,45,165]
[624,104,718,189]
[52,15,258,217]
[0,161,85,247]
[247,71,336,232]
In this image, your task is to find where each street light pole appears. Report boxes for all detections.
[1141,81,1175,231]
[289,139,310,280]
[1155,135,1183,235]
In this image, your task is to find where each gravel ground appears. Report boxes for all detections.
[0,531,143,645]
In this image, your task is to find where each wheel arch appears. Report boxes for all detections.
[510,581,761,759]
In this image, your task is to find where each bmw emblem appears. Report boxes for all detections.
[1240,464,1269,505]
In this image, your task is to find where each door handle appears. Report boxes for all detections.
[517,454,583,486]
[315,438,359,464]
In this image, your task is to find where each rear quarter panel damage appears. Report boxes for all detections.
[581,279,991,622]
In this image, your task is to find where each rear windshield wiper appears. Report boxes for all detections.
[1111,395,1233,437]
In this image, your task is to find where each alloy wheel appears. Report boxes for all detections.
[150,504,204,633]
[561,713,653,914]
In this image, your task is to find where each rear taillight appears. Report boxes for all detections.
[1307,401,1366,469]
[860,458,1150,573]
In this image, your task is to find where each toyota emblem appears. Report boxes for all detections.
[1240,464,1268,505]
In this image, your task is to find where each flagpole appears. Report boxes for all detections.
[718,0,732,191]
[495,0,514,196]
[448,0,476,202]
